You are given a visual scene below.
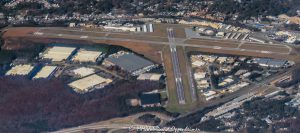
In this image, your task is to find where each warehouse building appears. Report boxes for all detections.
[253,58,287,68]
[68,74,112,93]
[33,66,57,79]
[104,51,156,76]
[72,48,102,63]
[6,64,34,76]
[140,93,161,108]
[42,46,77,62]
[72,67,96,77]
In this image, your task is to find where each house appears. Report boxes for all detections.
[140,93,161,107]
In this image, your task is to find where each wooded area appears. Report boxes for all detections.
[0,76,160,133]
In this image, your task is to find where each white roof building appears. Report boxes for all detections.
[33,66,57,79]
[192,60,205,67]
[73,67,96,77]
[6,64,34,76]
[194,72,206,80]
[42,46,76,62]
[203,91,217,97]
[137,73,163,81]
[68,74,112,93]
[72,48,102,63]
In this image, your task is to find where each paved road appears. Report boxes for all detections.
[167,28,186,104]
[50,124,203,133]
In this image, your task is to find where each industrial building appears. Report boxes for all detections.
[253,58,287,68]
[6,64,34,76]
[72,67,96,77]
[104,51,156,76]
[72,48,102,63]
[140,93,161,108]
[137,73,163,81]
[33,66,57,79]
[42,46,77,62]
[68,74,112,93]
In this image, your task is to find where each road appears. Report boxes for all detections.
[50,124,203,133]
[167,28,186,104]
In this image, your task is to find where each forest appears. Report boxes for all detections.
[0,76,160,133]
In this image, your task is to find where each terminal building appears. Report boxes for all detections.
[104,51,156,76]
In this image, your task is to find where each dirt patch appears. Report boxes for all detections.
[3,27,37,38]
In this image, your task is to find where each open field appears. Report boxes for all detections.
[161,48,178,108]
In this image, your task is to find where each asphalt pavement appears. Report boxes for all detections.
[167,28,186,104]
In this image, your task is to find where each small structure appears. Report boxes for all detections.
[143,25,147,32]
[194,72,206,80]
[69,23,76,27]
[192,60,205,67]
[197,79,210,89]
[148,23,154,32]
[140,93,161,107]
[203,90,217,97]
[6,64,34,76]
[137,73,163,81]
[216,32,225,37]
[216,57,227,64]
[33,66,57,79]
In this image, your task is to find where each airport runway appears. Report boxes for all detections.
[32,28,292,55]
[167,28,186,104]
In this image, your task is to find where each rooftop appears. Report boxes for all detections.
[6,64,34,76]
[140,93,161,105]
[72,48,102,63]
[42,46,76,62]
[106,52,154,73]
[137,73,162,81]
[33,66,57,79]
[68,74,112,92]
[73,67,96,77]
